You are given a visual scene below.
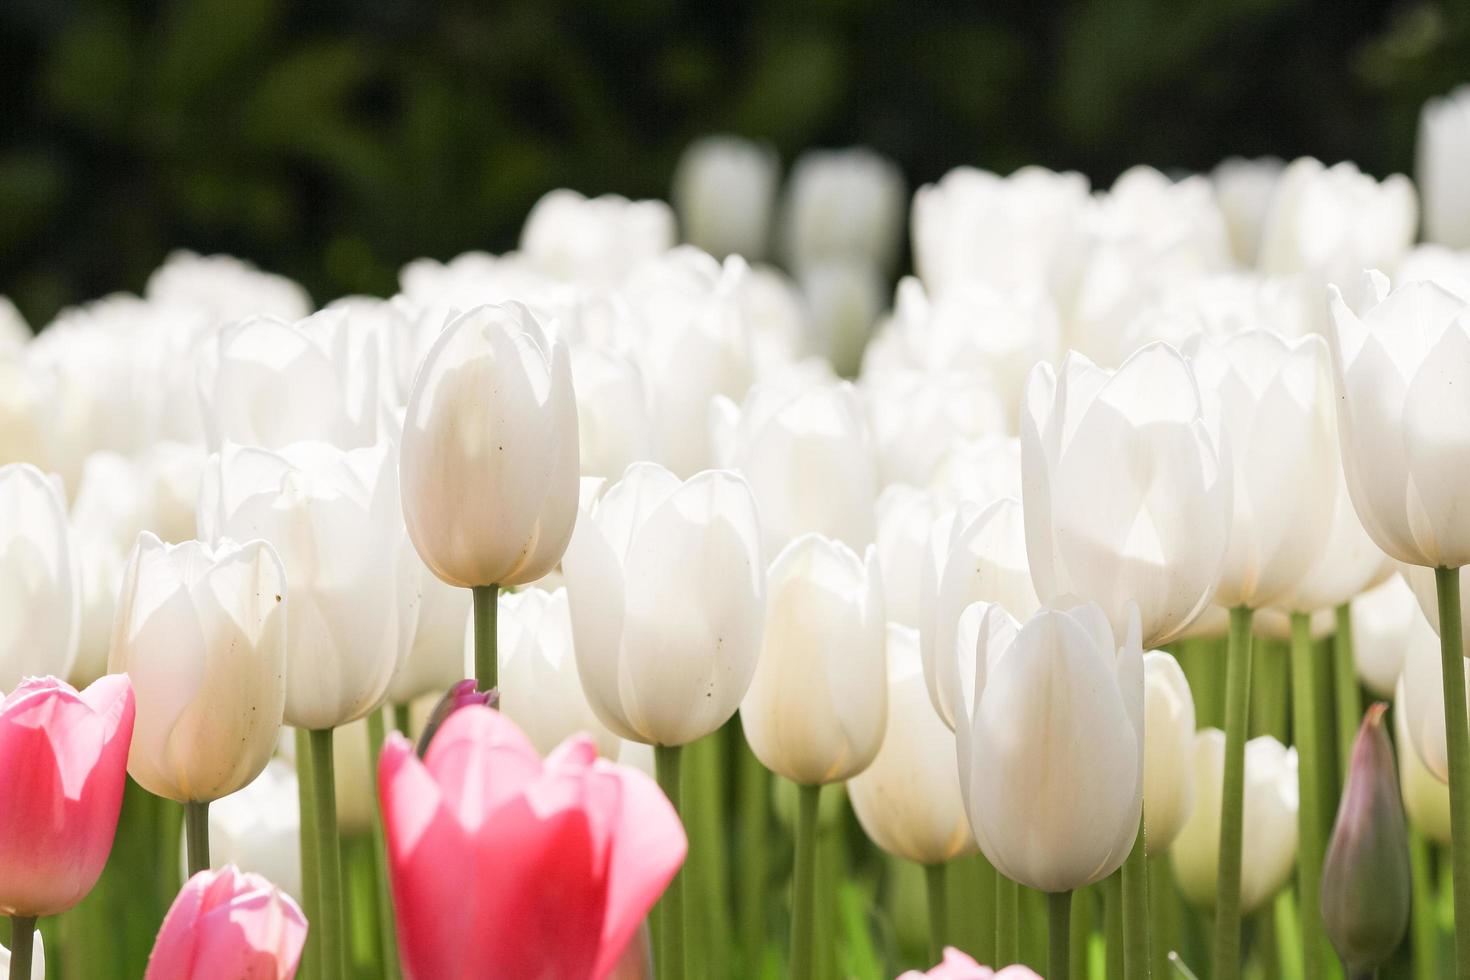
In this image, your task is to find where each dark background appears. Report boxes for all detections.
[2,0,1466,327]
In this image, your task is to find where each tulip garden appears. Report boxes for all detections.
[4,72,1470,980]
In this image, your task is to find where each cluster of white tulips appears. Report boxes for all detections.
[4,83,1470,980]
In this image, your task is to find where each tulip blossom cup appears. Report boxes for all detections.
[145,866,307,980]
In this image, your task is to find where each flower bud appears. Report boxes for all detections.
[1320,703,1411,974]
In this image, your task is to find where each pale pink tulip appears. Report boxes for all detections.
[898,947,1044,979]
[145,866,307,980]
[379,706,685,980]
[0,674,134,916]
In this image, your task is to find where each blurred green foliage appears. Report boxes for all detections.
[2,0,1468,325]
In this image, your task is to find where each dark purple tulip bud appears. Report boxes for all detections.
[1320,703,1411,975]
[416,680,498,757]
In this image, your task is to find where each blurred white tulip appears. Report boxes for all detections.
[145,251,311,325]
[798,258,884,378]
[1397,591,1466,785]
[849,623,975,865]
[740,535,886,785]
[1275,452,1392,614]
[0,463,79,690]
[782,147,906,275]
[206,758,303,902]
[875,485,943,629]
[673,135,780,261]
[0,929,44,980]
[927,437,1022,512]
[562,462,764,747]
[1418,86,1470,249]
[864,368,1007,487]
[1351,575,1423,698]
[520,189,675,286]
[1395,680,1451,845]
[1144,651,1196,855]
[385,541,470,706]
[1171,730,1299,913]
[1211,157,1285,267]
[570,346,655,479]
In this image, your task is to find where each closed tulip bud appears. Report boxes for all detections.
[563,462,764,747]
[495,587,619,758]
[1320,704,1411,974]
[1144,651,1196,855]
[1418,87,1470,248]
[1021,344,1230,646]
[1186,330,1336,609]
[0,931,43,980]
[1329,272,1470,568]
[0,675,135,917]
[673,135,779,261]
[0,463,80,690]
[200,441,402,731]
[108,533,287,803]
[957,602,1143,892]
[379,707,685,980]
[146,866,306,980]
[849,624,975,864]
[782,147,905,275]
[922,498,1038,731]
[713,381,877,555]
[1171,731,1299,914]
[1395,679,1451,845]
[1351,575,1421,697]
[520,189,675,285]
[1211,157,1284,266]
[415,680,495,757]
[400,302,579,590]
[206,759,302,902]
[741,535,886,785]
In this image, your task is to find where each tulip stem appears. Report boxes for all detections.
[996,873,1019,964]
[8,916,34,980]
[1332,604,1361,780]
[392,702,410,735]
[183,800,210,878]
[1149,852,1174,980]
[1214,604,1254,980]
[1048,890,1072,980]
[1434,565,1470,979]
[366,710,401,980]
[309,728,345,980]
[1408,827,1439,980]
[655,744,685,980]
[296,727,321,980]
[924,862,948,963]
[790,782,820,980]
[1289,612,1328,980]
[472,585,499,692]
[737,726,769,972]
[1122,818,1148,980]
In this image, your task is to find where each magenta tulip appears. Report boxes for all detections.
[145,865,306,980]
[0,674,134,917]
[897,947,1044,980]
[379,706,686,980]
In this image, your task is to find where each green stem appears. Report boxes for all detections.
[1332,605,1361,782]
[309,728,344,980]
[1149,853,1174,980]
[1049,891,1073,980]
[296,728,320,980]
[925,863,949,963]
[790,782,820,980]
[1122,818,1148,980]
[366,710,400,979]
[392,702,410,736]
[1105,872,1124,980]
[1408,828,1438,980]
[737,727,768,972]
[471,585,498,692]
[1289,612,1330,980]
[8,916,34,980]
[655,744,686,980]
[1434,565,1470,978]
[1070,886,1093,980]
[1214,605,1255,980]
[997,873,1019,964]
[183,800,210,878]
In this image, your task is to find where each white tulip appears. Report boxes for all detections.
[1171,731,1299,914]
[1211,157,1284,267]
[400,302,579,589]
[70,532,126,688]
[1186,330,1335,610]
[673,135,780,261]
[200,441,402,730]
[740,535,885,785]
[736,264,814,379]
[1395,679,1451,845]
[781,147,906,275]
[1351,575,1423,697]
[1417,86,1470,249]
[0,930,43,980]
[562,462,764,746]
[520,189,676,286]
[569,346,654,479]
[0,463,79,690]
[205,758,303,902]
[865,369,1008,488]
[849,624,975,865]
[713,381,876,555]
[1275,451,1392,614]
[0,297,29,353]
[385,540,471,706]
[495,586,619,758]
[1397,596,1465,785]
[928,437,1022,512]
[1327,272,1470,568]
[956,602,1143,892]
[798,258,884,378]
[1144,651,1196,855]
[145,251,310,325]
[1021,343,1230,646]
[875,485,943,629]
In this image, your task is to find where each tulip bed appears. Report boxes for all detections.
[3,86,1470,980]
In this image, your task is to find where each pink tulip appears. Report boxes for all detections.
[0,674,134,917]
[898,947,1044,980]
[379,706,686,980]
[145,865,307,980]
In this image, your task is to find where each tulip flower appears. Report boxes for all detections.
[496,587,620,758]
[569,346,655,480]
[1171,731,1298,915]
[1396,605,1461,785]
[0,932,43,980]
[1144,651,1196,855]
[1418,86,1470,248]
[922,498,1038,731]
[206,759,303,902]
[385,542,472,707]
[672,135,779,261]
[865,368,1007,487]
[520,189,675,286]
[928,436,1023,512]
[145,866,307,980]
[0,463,80,690]
[1395,680,1452,845]
[1320,705,1411,976]
[1021,344,1230,648]
[781,147,905,275]
[379,706,685,980]
[797,257,885,377]
[713,381,877,554]
[898,947,1043,979]
[0,675,135,925]
[1351,576,1422,698]
[145,250,311,324]
[875,484,943,629]
[1211,157,1284,266]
